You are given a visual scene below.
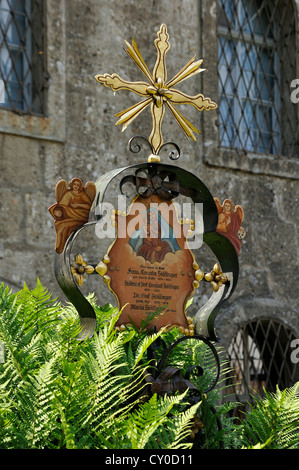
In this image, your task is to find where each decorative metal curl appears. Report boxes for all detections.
[120,166,197,201]
[138,333,223,449]
[159,141,181,161]
[128,136,153,156]
[155,335,220,395]
[120,168,179,200]
[128,136,181,162]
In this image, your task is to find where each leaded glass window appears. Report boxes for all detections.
[217,0,299,157]
[226,318,299,414]
[0,0,47,114]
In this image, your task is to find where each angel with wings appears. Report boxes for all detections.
[214,197,246,256]
[49,178,96,254]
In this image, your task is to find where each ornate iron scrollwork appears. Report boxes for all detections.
[128,136,181,162]
[53,160,239,341]
[120,163,196,200]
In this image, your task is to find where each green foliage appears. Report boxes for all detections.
[0,281,201,449]
[1,280,298,449]
[240,384,299,449]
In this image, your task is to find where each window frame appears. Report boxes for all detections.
[217,0,282,156]
[201,0,299,179]
[0,0,46,115]
[225,317,299,406]
[0,0,66,145]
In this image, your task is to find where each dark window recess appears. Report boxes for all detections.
[0,0,48,115]
[225,318,299,418]
[217,0,299,157]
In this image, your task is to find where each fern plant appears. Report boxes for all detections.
[0,281,203,449]
[240,384,299,449]
[2,280,297,449]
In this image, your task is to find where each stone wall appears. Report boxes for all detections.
[0,0,298,351]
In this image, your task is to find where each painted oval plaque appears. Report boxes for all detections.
[97,193,198,332]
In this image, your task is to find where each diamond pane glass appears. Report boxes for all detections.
[217,0,299,157]
[226,319,299,408]
[0,0,47,114]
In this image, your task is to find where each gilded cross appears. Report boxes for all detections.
[95,24,217,157]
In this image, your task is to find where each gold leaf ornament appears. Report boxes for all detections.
[71,254,94,286]
[95,24,217,156]
[95,261,108,276]
[204,263,228,292]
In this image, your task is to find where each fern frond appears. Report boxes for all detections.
[5,355,59,448]
[78,331,140,434]
[167,401,202,449]
[241,383,299,449]
[134,327,168,367]
[126,391,189,449]
[57,404,77,449]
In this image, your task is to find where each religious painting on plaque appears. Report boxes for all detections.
[95,193,202,334]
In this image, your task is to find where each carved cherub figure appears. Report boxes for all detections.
[214,197,246,256]
[49,178,96,254]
